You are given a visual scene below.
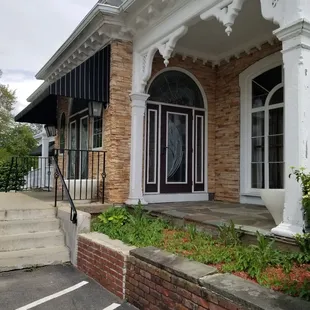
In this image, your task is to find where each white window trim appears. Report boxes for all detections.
[239,52,283,200]
[92,115,104,150]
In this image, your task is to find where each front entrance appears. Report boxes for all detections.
[145,69,206,195]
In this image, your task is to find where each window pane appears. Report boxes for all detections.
[167,113,187,183]
[93,117,102,149]
[252,137,264,162]
[252,66,282,108]
[252,111,264,137]
[269,108,283,135]
[269,87,283,105]
[269,163,284,189]
[269,135,283,162]
[252,163,264,189]
[196,116,203,183]
[147,110,157,183]
[148,71,204,108]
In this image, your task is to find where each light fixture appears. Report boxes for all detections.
[44,124,57,137]
[88,101,104,118]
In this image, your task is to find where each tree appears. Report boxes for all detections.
[0,69,37,158]
[0,70,38,191]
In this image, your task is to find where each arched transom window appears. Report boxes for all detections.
[251,65,284,189]
[148,70,204,108]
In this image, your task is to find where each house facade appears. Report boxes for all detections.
[15,0,310,238]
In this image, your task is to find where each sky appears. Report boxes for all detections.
[0,0,97,115]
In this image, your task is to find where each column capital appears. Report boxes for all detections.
[274,18,310,45]
[130,92,150,107]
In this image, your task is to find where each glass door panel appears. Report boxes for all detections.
[160,106,192,193]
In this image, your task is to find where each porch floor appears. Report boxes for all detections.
[145,201,275,234]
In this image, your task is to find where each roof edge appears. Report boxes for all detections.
[36,1,134,80]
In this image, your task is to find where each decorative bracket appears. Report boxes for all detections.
[259,0,283,26]
[137,25,188,92]
[200,0,245,36]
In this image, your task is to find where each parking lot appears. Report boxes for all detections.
[0,264,136,310]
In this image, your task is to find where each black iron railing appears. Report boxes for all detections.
[1,156,53,192]
[54,149,106,203]
[53,155,77,224]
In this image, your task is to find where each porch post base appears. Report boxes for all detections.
[271,222,303,238]
[125,197,148,206]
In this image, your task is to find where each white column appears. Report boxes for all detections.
[126,93,150,205]
[271,20,310,237]
[41,131,49,188]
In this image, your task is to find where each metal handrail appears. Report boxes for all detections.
[53,155,77,224]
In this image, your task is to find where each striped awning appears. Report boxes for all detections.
[50,45,111,102]
[15,45,111,125]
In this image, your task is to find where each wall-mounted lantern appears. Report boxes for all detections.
[44,124,57,137]
[88,101,104,118]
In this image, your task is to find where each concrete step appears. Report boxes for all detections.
[0,231,65,252]
[0,218,60,235]
[0,207,55,221]
[0,246,70,272]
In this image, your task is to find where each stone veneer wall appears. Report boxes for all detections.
[103,41,133,203]
[77,233,309,310]
[151,42,281,202]
[214,42,281,201]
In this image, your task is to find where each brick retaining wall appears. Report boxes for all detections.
[77,233,310,310]
[77,233,135,299]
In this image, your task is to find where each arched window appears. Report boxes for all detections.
[148,70,204,108]
[250,65,284,189]
[59,113,66,152]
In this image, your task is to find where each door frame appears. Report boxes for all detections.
[144,100,207,198]
[160,105,192,193]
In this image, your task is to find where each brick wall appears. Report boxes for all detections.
[150,42,281,202]
[77,235,308,310]
[77,233,135,299]
[103,41,133,203]
[126,252,240,310]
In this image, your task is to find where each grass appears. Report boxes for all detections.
[92,204,310,301]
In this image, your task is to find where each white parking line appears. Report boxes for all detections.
[103,303,121,310]
[15,281,89,310]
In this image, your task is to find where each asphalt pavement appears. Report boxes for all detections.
[0,264,136,310]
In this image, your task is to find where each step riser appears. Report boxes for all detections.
[0,233,65,252]
[0,220,60,235]
[0,249,70,272]
[0,209,55,221]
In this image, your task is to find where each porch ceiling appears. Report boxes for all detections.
[176,0,277,65]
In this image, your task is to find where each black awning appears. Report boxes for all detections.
[15,45,111,125]
[50,45,110,103]
[15,88,57,125]
[30,141,55,156]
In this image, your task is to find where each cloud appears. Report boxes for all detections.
[1,71,43,115]
[0,0,96,114]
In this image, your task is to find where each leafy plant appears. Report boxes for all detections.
[97,207,129,226]
[295,233,310,256]
[217,221,243,246]
[290,167,310,228]
[186,224,198,241]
